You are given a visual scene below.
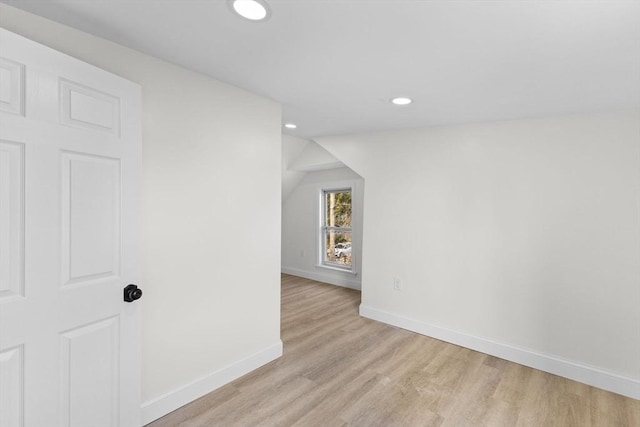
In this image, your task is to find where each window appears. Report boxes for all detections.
[320,188,352,270]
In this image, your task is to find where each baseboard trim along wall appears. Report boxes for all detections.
[141,341,284,425]
[281,266,361,290]
[359,305,640,400]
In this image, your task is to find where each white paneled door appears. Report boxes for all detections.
[0,29,142,427]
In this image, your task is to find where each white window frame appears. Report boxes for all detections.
[317,183,356,274]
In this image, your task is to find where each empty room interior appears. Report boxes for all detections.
[0,1,638,426]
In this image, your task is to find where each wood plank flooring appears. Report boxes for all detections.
[147,274,639,426]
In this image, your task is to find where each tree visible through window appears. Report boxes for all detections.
[321,189,352,269]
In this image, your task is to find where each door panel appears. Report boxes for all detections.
[60,78,120,135]
[0,345,24,427]
[0,28,141,427]
[61,152,121,285]
[0,57,24,116]
[60,317,119,427]
[0,140,24,300]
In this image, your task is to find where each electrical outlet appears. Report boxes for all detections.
[393,277,402,291]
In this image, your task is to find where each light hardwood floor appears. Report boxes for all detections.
[148,274,639,426]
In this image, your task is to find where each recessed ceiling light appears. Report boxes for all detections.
[391,97,413,105]
[228,0,271,21]
[284,123,297,129]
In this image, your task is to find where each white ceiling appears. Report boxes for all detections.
[3,0,639,139]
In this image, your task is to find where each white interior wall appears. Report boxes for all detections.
[0,5,283,422]
[282,167,364,289]
[282,134,309,201]
[316,110,640,398]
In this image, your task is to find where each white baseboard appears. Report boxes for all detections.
[141,341,283,425]
[359,305,640,400]
[281,266,361,290]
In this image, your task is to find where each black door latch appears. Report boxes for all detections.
[124,284,143,302]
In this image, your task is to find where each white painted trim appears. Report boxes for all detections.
[282,266,361,290]
[359,305,640,400]
[316,263,358,276]
[141,341,283,425]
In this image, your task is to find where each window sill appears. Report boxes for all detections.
[316,263,358,276]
